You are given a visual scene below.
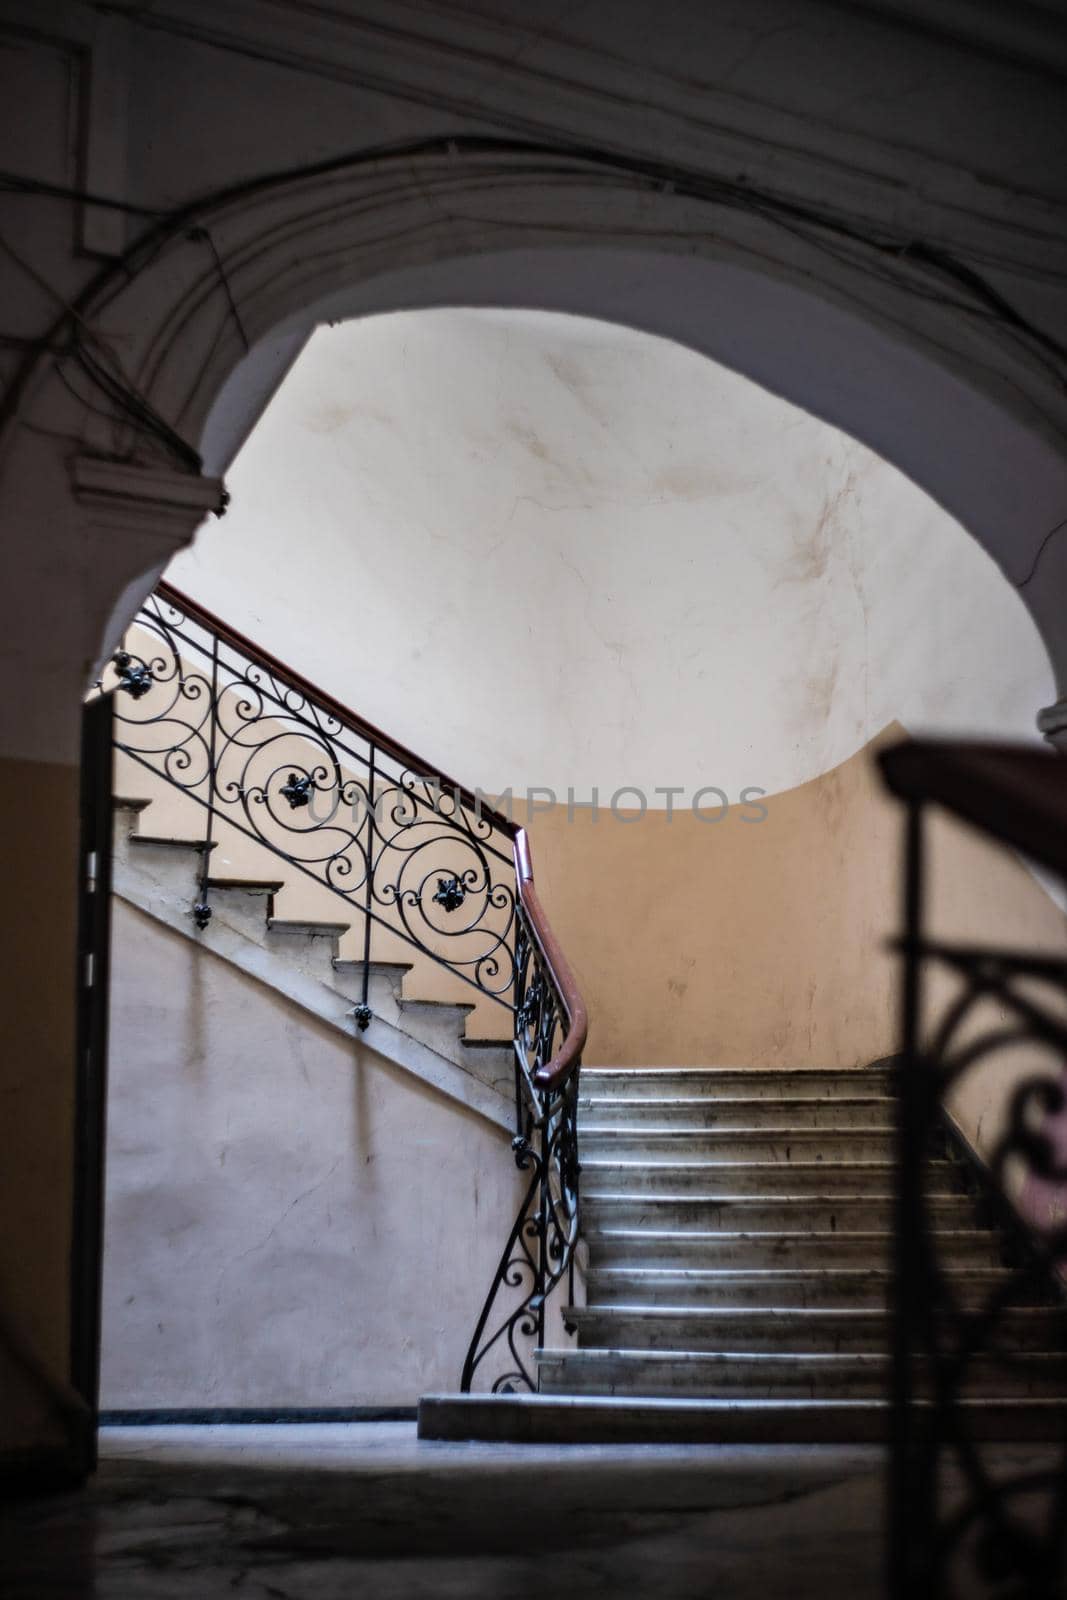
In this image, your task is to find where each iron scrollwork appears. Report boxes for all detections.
[459,905,581,1394]
[103,591,518,1008]
[890,801,1067,1600]
[103,585,582,1400]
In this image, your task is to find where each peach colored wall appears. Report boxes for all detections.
[520,727,1066,1081]
[521,730,899,1068]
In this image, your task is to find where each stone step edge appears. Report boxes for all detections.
[579,1125,895,1136]
[580,1068,892,1076]
[585,1265,1011,1281]
[584,1228,975,1241]
[581,1160,948,1173]
[582,1192,971,1205]
[534,1348,1066,1368]
[579,1096,895,1106]
[567,1304,1054,1322]
[417,1392,1067,1444]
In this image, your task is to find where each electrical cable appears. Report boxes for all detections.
[2,133,1065,474]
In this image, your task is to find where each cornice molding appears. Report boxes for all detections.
[71,456,225,547]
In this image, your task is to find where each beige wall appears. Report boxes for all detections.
[101,900,524,1408]
[0,756,84,1473]
[522,728,1067,1083]
[524,730,897,1068]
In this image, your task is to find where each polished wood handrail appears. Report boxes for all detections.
[154,580,587,1090]
[514,828,588,1094]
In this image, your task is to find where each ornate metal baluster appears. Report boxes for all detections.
[191,630,220,930]
[459,902,581,1393]
[351,740,375,1031]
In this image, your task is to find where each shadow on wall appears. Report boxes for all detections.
[101,899,522,1411]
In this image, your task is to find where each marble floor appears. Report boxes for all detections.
[0,1423,1051,1598]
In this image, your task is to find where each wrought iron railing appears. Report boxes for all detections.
[880,739,1067,1600]
[103,581,587,1390]
[460,830,586,1392]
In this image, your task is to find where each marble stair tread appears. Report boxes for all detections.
[585,1227,1004,1268]
[579,1068,892,1100]
[584,1265,1016,1308]
[534,1347,1067,1400]
[555,1062,1032,1432]
[579,1129,894,1160]
[581,1194,976,1230]
[579,1158,960,1196]
[565,1304,1061,1354]
[578,1097,895,1129]
[417,1392,1067,1444]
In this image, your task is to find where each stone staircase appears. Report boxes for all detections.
[111,795,517,1131]
[421,1064,1067,1442]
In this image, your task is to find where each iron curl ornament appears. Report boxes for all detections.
[880,741,1067,1600]
[99,585,519,1020]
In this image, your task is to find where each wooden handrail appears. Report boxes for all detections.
[154,579,587,1089]
[514,828,588,1094]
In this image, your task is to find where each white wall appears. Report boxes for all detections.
[171,309,1054,803]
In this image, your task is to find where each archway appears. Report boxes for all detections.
[94,301,1060,1417]
[2,140,1065,767]
[3,134,1066,1480]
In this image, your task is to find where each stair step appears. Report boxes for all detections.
[578,1095,895,1130]
[128,833,216,853]
[585,1228,1004,1269]
[581,1193,975,1231]
[334,957,415,979]
[535,1347,1067,1400]
[418,1392,1067,1444]
[565,1305,1062,1354]
[579,1068,892,1101]
[206,875,285,895]
[583,1265,1017,1309]
[330,958,415,1008]
[579,1128,894,1161]
[400,997,476,1016]
[266,917,351,938]
[580,1159,959,1197]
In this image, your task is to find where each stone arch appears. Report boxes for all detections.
[5,140,1066,754]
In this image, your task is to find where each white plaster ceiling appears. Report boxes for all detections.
[170,309,1053,800]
